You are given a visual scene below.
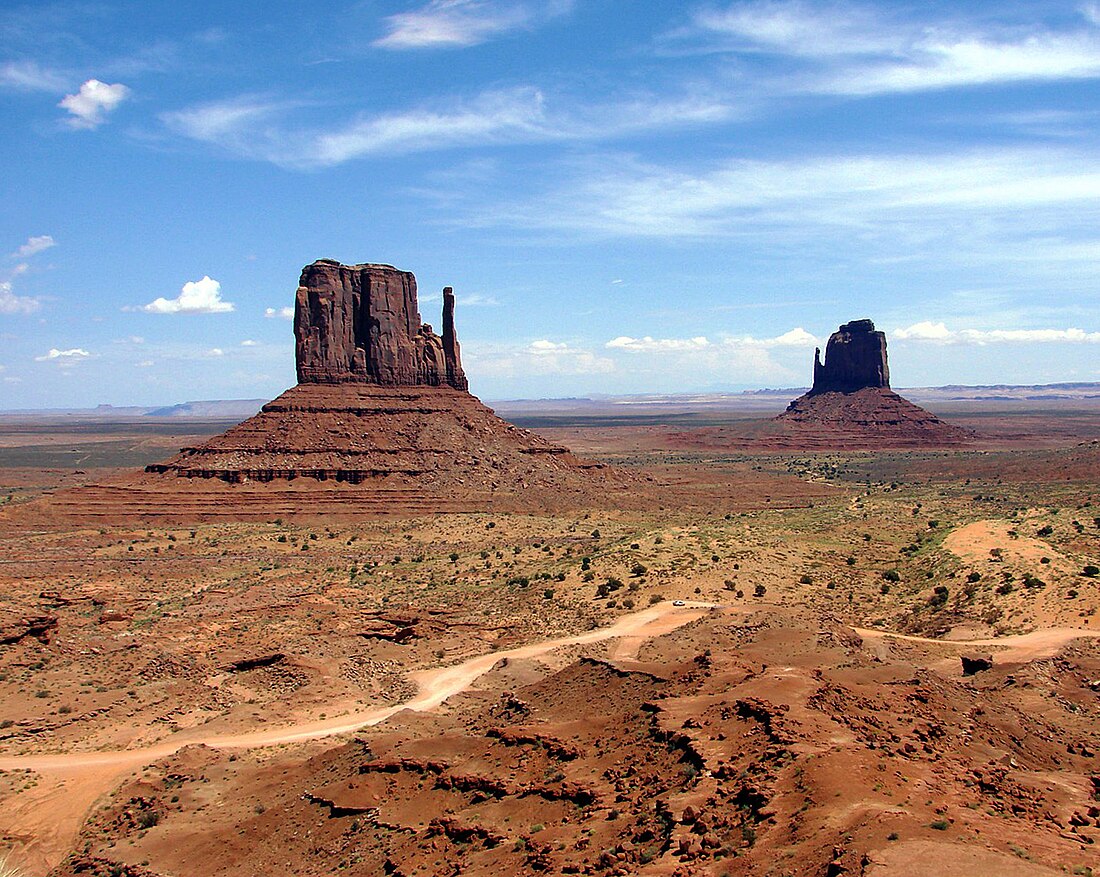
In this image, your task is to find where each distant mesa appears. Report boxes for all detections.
[776,319,971,448]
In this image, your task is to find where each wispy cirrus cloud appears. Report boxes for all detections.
[894,321,1100,345]
[163,86,732,168]
[682,1,1100,95]
[473,148,1100,242]
[0,60,67,92]
[10,235,55,259]
[374,0,573,50]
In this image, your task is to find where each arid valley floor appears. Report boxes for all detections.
[1,397,1100,877]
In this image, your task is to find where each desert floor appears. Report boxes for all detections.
[0,402,1098,876]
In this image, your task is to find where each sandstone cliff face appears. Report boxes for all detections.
[810,318,889,395]
[295,260,467,390]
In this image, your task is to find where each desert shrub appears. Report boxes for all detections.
[506,576,529,588]
[648,594,663,605]
[630,563,648,577]
[543,589,554,600]
[753,583,767,597]
[930,819,949,831]
[966,572,982,583]
[799,574,813,585]
[1083,565,1099,578]
[605,577,623,591]
[929,585,949,608]
[880,583,890,595]
[1023,575,1046,589]
[882,569,901,583]
[1037,525,1054,537]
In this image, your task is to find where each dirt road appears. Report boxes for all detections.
[853,626,1100,665]
[0,601,713,874]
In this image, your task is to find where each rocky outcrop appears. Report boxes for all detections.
[294,260,467,390]
[128,258,627,513]
[775,319,971,448]
[811,319,889,395]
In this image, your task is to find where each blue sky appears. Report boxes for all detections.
[2,0,1100,407]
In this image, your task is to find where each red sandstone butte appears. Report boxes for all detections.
[776,319,971,448]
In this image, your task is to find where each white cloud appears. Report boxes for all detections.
[687,2,1100,96]
[164,87,732,168]
[460,293,501,307]
[484,148,1100,240]
[0,280,41,315]
[140,276,235,314]
[607,335,711,352]
[0,61,67,92]
[11,235,55,259]
[58,79,130,129]
[265,306,295,320]
[733,327,819,348]
[894,321,1100,345]
[374,0,572,50]
[606,329,817,353]
[207,348,224,357]
[241,339,259,346]
[35,347,91,362]
[467,338,615,377]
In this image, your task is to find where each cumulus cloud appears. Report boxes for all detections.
[606,329,817,352]
[10,235,55,259]
[893,321,1100,344]
[374,0,573,50]
[264,306,295,320]
[207,348,224,357]
[35,347,91,362]
[0,280,41,315]
[58,79,130,129]
[241,339,259,346]
[733,327,819,348]
[467,338,615,377]
[140,276,234,314]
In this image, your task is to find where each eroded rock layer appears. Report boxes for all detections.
[144,383,596,487]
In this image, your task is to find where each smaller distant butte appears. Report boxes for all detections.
[775,319,971,448]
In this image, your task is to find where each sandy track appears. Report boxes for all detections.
[853,626,1100,664]
[0,601,713,874]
